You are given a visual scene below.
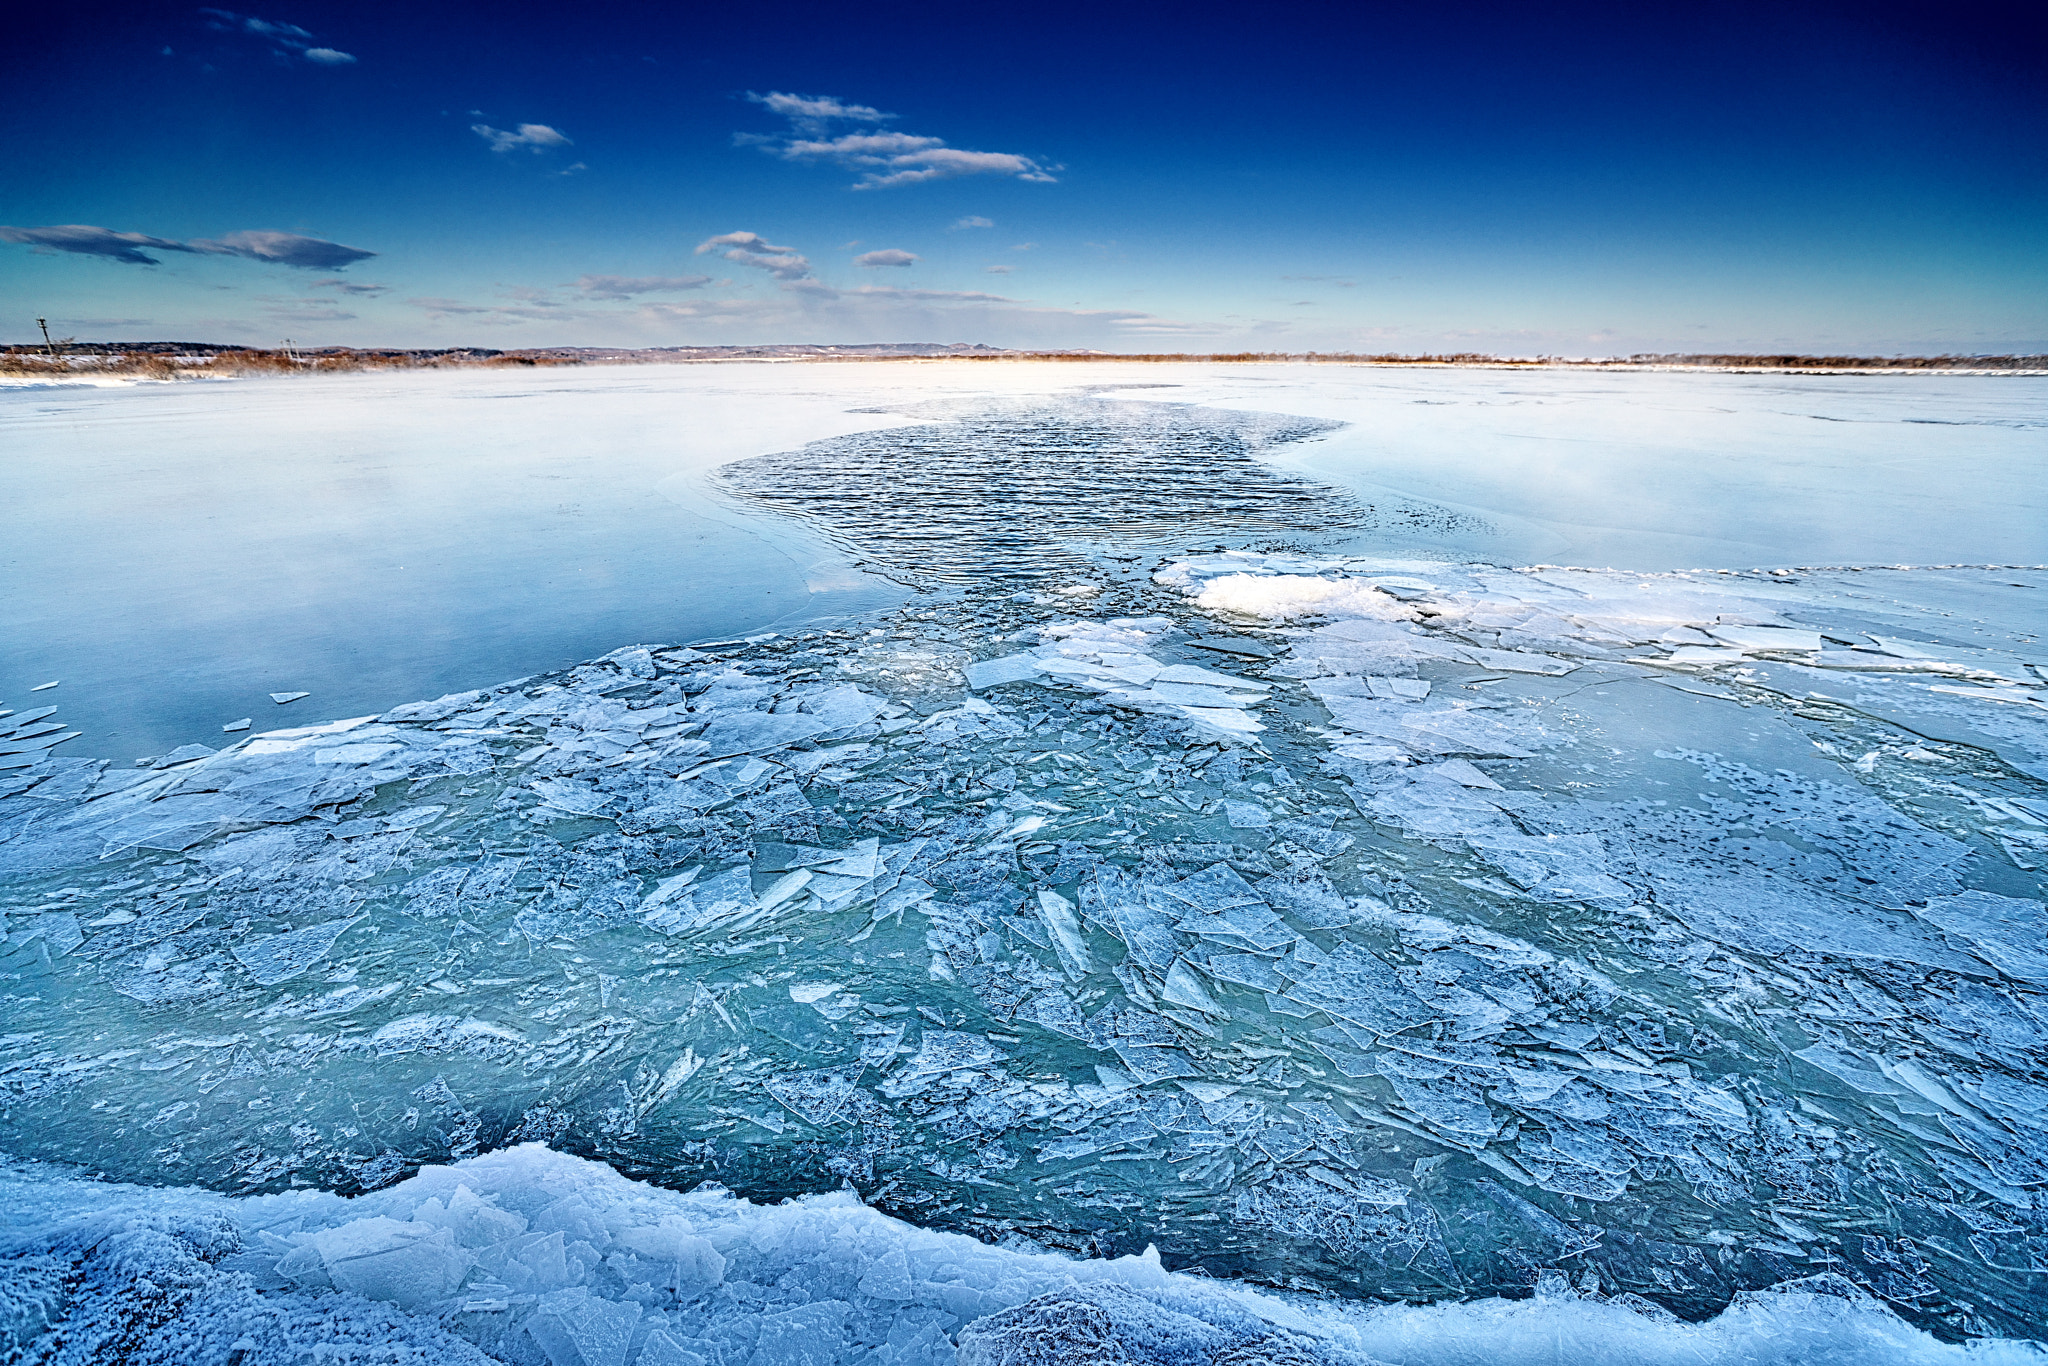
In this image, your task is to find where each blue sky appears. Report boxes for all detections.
[3,1,2043,354]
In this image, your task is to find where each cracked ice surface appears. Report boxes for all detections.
[3,395,2047,1359]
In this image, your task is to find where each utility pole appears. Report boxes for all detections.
[36,317,55,358]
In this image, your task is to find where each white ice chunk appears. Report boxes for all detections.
[1037,889,1093,980]
[308,1216,473,1311]
[1367,676,1431,701]
[815,837,883,880]
[1913,891,2048,982]
[966,654,1046,690]
[1163,959,1227,1016]
[1177,706,1264,735]
[699,711,830,757]
[232,915,362,986]
[1706,625,1825,653]
[1417,759,1504,790]
[1193,574,1416,622]
[528,1286,641,1366]
[313,742,405,767]
[800,684,888,731]
[531,778,614,815]
[1223,800,1271,829]
[1152,663,1271,692]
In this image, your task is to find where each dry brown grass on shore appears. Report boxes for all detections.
[0,348,576,379]
[6,346,2044,378]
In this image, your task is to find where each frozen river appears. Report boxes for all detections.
[2,363,2042,761]
[2,363,2045,1363]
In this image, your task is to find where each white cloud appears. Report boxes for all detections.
[201,9,308,40]
[741,91,1056,191]
[473,123,573,154]
[984,264,1013,275]
[745,92,891,129]
[695,232,813,281]
[573,274,713,299]
[200,10,354,64]
[312,277,389,295]
[857,148,1054,191]
[953,216,994,230]
[854,249,918,268]
[782,132,942,161]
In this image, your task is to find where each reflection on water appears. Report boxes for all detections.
[0,367,909,762]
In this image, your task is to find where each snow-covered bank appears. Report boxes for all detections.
[2,1144,2032,1366]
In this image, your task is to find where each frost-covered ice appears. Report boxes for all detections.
[2,384,2047,1358]
[3,1144,2034,1366]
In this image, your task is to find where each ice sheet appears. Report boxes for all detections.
[2,380,2045,1351]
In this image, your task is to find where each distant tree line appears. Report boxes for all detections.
[1625,353,2048,370]
[6,345,2042,378]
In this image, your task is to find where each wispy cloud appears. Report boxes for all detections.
[0,224,194,266]
[858,149,1052,191]
[406,295,585,323]
[199,9,356,65]
[1282,274,1356,287]
[193,230,376,269]
[952,216,995,230]
[573,274,712,299]
[474,123,573,154]
[0,223,374,269]
[843,285,1014,303]
[741,91,1057,190]
[854,249,918,268]
[746,92,890,128]
[312,277,389,295]
[984,264,1013,275]
[261,300,357,321]
[407,297,491,317]
[695,232,813,281]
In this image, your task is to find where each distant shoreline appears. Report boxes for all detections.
[4,343,2045,380]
